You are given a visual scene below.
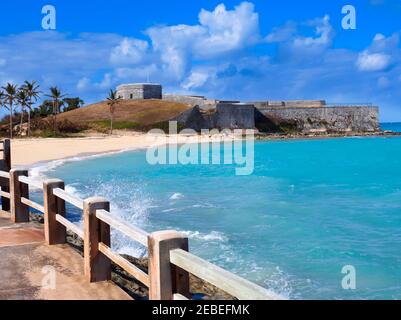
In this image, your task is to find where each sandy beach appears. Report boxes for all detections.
[9,132,239,167]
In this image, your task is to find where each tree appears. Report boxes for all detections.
[16,89,29,136]
[0,90,5,113]
[1,83,18,139]
[63,97,84,112]
[0,91,6,134]
[21,81,41,137]
[106,89,121,135]
[46,86,66,135]
[33,100,53,117]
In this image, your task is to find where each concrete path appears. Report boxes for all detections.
[0,212,131,300]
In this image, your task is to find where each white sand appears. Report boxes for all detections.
[10,132,238,167]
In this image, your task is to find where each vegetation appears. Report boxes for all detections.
[63,97,84,112]
[0,80,189,138]
[106,89,121,135]
[0,80,87,138]
[21,81,41,137]
[46,86,67,135]
[1,83,18,139]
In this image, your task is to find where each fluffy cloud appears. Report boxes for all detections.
[356,33,398,71]
[181,69,214,90]
[1,2,401,121]
[110,38,148,66]
[356,51,391,71]
[292,15,334,48]
[146,2,260,79]
[266,14,334,56]
[0,31,122,90]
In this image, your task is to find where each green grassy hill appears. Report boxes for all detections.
[55,99,191,131]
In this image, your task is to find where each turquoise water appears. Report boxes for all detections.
[37,136,401,300]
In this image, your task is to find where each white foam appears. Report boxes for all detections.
[65,184,79,196]
[170,193,184,200]
[27,148,135,179]
[23,146,290,299]
[182,230,228,242]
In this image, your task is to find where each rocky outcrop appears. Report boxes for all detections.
[258,106,380,133]
[173,103,380,134]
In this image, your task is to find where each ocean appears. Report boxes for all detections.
[32,130,401,300]
[381,122,401,132]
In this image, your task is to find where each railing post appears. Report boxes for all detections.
[43,179,66,245]
[3,139,11,171]
[148,230,190,300]
[0,139,11,211]
[83,197,111,283]
[9,169,29,223]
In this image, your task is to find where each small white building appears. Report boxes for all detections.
[116,83,162,100]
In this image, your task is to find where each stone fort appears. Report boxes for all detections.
[115,83,380,134]
[117,83,162,100]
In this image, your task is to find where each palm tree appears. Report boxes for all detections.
[46,86,66,135]
[0,90,5,111]
[16,89,29,136]
[106,89,121,135]
[1,83,18,139]
[0,91,7,129]
[21,81,40,137]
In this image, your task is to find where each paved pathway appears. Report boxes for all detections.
[0,212,131,300]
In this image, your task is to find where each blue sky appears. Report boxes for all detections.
[0,0,401,121]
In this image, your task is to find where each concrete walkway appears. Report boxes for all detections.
[0,212,131,300]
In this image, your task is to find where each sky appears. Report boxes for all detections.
[0,0,401,121]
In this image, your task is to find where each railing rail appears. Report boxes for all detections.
[96,209,149,247]
[55,214,84,238]
[98,242,150,287]
[18,176,43,189]
[0,190,10,199]
[53,188,84,210]
[0,152,277,300]
[0,171,10,179]
[170,249,277,300]
[21,197,44,213]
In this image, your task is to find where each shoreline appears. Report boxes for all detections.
[8,131,400,168]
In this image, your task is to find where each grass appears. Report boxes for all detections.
[55,99,191,127]
[90,120,142,130]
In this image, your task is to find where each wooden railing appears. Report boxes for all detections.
[0,165,279,300]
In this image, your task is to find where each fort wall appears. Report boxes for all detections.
[116,83,162,100]
[258,106,380,133]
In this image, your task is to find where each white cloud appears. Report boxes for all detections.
[77,77,90,90]
[110,38,148,65]
[181,70,212,90]
[1,3,401,121]
[377,76,390,88]
[373,33,385,41]
[293,15,334,48]
[266,14,334,49]
[196,2,260,56]
[96,73,113,89]
[146,2,260,80]
[265,22,297,43]
[357,51,391,71]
